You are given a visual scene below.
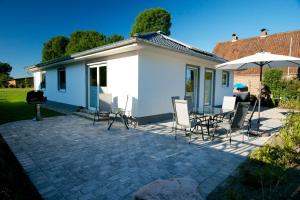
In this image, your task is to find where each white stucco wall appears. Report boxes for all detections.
[105,52,139,116]
[137,47,233,117]
[214,70,234,106]
[40,63,86,107]
[33,71,41,90]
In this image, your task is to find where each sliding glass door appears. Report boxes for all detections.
[204,69,214,106]
[185,66,199,109]
[88,65,107,109]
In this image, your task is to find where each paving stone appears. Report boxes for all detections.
[0,108,285,199]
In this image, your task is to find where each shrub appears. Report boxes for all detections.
[263,69,283,92]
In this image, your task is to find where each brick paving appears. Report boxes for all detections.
[0,108,286,200]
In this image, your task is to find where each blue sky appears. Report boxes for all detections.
[1,0,300,78]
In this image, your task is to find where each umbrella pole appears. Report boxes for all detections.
[257,65,263,131]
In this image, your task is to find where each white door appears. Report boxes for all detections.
[185,66,199,109]
[88,64,107,109]
[204,69,214,106]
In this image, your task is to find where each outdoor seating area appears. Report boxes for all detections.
[0,106,285,199]
[172,95,259,144]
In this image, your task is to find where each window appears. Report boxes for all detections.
[222,71,229,87]
[40,72,46,89]
[99,66,107,87]
[58,68,66,90]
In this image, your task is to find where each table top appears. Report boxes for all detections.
[193,106,234,116]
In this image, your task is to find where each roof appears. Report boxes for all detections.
[26,32,225,71]
[213,30,300,75]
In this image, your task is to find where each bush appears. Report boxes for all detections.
[263,69,283,92]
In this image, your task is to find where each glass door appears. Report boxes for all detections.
[185,66,199,110]
[89,67,98,108]
[204,69,214,106]
[88,65,107,109]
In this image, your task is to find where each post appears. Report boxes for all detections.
[257,65,263,130]
[35,104,42,121]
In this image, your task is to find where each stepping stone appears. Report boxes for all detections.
[133,177,203,200]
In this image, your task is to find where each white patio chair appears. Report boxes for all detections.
[93,93,112,125]
[174,99,202,143]
[171,96,180,132]
[222,96,236,110]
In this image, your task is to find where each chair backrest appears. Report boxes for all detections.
[99,93,112,112]
[231,102,250,129]
[171,96,180,112]
[248,100,258,120]
[184,95,193,113]
[222,96,236,110]
[174,100,190,129]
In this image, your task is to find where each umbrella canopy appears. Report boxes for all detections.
[216,52,300,70]
[216,52,300,133]
[233,83,247,89]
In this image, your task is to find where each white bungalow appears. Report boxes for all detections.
[26,31,233,124]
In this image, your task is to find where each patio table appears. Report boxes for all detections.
[107,108,129,130]
[193,107,234,138]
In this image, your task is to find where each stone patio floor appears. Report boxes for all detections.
[0,108,287,200]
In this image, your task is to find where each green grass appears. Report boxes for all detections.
[0,88,63,124]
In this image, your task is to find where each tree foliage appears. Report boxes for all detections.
[42,36,69,62]
[106,34,124,44]
[131,8,171,36]
[0,62,12,87]
[66,31,107,54]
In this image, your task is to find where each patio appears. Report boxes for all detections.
[0,107,286,200]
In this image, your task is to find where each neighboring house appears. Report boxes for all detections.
[6,77,33,87]
[213,29,300,95]
[26,31,233,124]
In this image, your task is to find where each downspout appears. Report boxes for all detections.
[288,37,293,76]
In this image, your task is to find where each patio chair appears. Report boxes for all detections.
[174,99,203,143]
[245,99,258,135]
[171,96,180,132]
[213,102,250,143]
[93,93,112,125]
[221,96,237,121]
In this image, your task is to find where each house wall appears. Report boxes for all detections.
[85,51,139,115]
[137,47,232,121]
[105,52,139,116]
[33,71,41,90]
[36,63,86,107]
[214,70,234,106]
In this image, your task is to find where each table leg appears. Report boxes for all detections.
[121,114,129,129]
[107,115,116,130]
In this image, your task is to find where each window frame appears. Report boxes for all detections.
[222,71,230,87]
[57,68,66,91]
[40,71,46,90]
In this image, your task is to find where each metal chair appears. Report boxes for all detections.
[93,93,112,125]
[171,96,180,132]
[245,100,258,136]
[174,99,202,143]
[213,102,250,143]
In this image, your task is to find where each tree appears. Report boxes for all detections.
[0,62,12,87]
[130,8,171,36]
[42,36,69,62]
[66,30,107,54]
[106,34,124,44]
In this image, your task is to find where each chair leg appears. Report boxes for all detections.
[229,129,232,144]
[93,110,97,125]
[175,124,177,140]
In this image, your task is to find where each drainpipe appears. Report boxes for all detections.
[288,37,293,77]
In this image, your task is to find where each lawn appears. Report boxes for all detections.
[0,88,63,124]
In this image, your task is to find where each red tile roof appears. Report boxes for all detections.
[213,30,300,75]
